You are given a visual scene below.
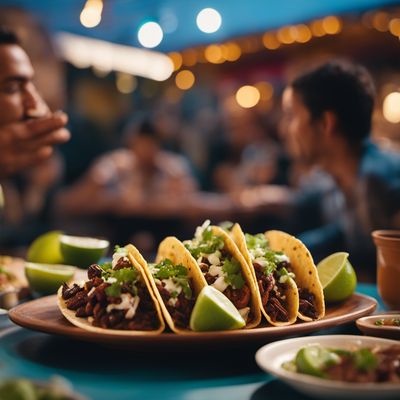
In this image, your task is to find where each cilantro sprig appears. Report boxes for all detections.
[103,264,139,297]
[152,259,192,299]
[222,258,246,289]
[185,225,224,258]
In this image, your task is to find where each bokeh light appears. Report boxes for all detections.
[116,73,137,94]
[175,70,195,90]
[236,85,260,108]
[138,21,163,48]
[168,52,183,71]
[383,92,400,123]
[389,18,400,37]
[196,8,222,33]
[262,33,280,49]
[372,12,390,32]
[80,0,103,28]
[310,20,326,37]
[204,44,224,64]
[322,16,342,35]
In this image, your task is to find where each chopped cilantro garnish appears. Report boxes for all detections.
[184,225,224,258]
[245,233,269,250]
[100,261,112,270]
[103,265,139,298]
[152,259,193,300]
[375,319,384,326]
[222,258,245,289]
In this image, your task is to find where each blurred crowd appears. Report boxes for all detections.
[1,8,400,282]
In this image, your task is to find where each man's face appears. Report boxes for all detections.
[0,44,45,126]
[281,87,321,164]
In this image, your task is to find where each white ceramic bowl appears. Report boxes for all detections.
[255,335,400,400]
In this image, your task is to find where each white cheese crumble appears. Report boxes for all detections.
[211,275,229,292]
[112,247,128,269]
[106,293,140,320]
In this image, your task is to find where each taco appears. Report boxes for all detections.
[58,245,165,334]
[129,236,207,333]
[264,230,325,321]
[183,220,262,328]
[231,224,299,326]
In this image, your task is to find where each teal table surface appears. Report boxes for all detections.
[0,284,385,400]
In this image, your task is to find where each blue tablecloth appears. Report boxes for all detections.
[0,284,384,400]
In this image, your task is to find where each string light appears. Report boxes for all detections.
[138,22,163,48]
[310,20,326,37]
[322,16,342,35]
[277,26,295,44]
[236,85,260,108]
[175,70,195,90]
[389,18,400,37]
[80,0,103,28]
[383,92,400,123]
[204,44,224,64]
[372,12,390,32]
[196,8,222,33]
[168,52,183,71]
[262,33,280,49]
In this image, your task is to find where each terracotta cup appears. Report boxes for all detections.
[372,230,400,309]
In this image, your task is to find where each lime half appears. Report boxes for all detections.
[60,235,109,269]
[25,262,76,295]
[190,286,246,331]
[27,231,64,264]
[317,252,357,303]
[295,345,340,377]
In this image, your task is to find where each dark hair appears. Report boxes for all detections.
[122,118,159,145]
[0,26,19,45]
[291,60,375,145]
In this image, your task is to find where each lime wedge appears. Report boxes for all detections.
[190,286,246,331]
[317,252,357,303]
[27,231,64,264]
[60,235,109,269]
[25,262,76,295]
[295,345,340,377]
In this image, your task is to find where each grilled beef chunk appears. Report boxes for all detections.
[61,271,159,331]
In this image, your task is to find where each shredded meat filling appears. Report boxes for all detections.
[253,263,289,322]
[298,288,318,319]
[61,264,160,331]
[156,282,195,329]
[199,253,250,310]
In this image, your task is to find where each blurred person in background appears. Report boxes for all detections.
[282,59,400,279]
[54,119,198,251]
[0,26,69,249]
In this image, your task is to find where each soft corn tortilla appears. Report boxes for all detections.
[128,237,207,334]
[264,230,325,321]
[182,226,262,329]
[231,223,299,326]
[57,250,165,335]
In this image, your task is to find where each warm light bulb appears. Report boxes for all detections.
[138,22,163,48]
[236,85,260,108]
[196,8,222,33]
[80,0,103,28]
[383,92,400,123]
[175,70,195,90]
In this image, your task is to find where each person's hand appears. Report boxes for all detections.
[0,111,70,178]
